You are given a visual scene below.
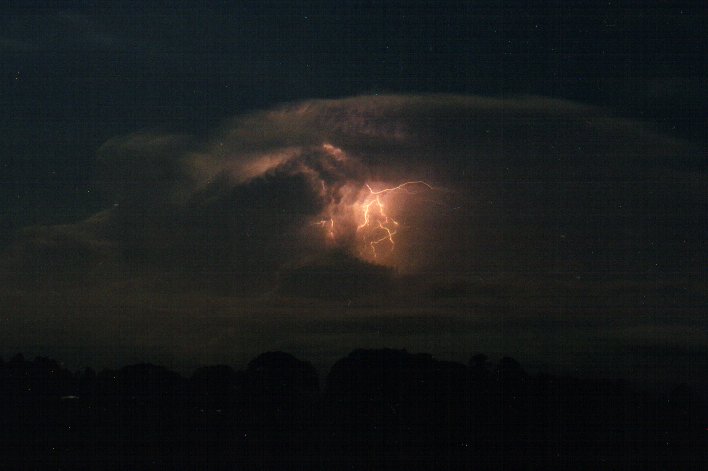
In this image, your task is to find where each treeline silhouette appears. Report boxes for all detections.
[1,350,706,470]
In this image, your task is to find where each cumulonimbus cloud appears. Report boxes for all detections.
[3,94,705,294]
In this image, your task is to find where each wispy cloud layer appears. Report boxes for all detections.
[1,95,705,376]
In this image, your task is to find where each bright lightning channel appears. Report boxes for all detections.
[356,181,433,259]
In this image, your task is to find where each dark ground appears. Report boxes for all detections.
[1,348,706,470]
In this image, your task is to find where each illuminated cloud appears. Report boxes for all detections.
[0,95,706,379]
[2,95,705,293]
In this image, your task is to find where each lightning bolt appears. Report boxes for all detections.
[311,143,436,264]
[314,218,335,240]
[365,181,434,195]
[355,181,432,259]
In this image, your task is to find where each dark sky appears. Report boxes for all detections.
[2,1,705,232]
[1,1,706,383]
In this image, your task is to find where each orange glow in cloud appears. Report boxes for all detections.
[354,181,435,260]
[313,144,435,264]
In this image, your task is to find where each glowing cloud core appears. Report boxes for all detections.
[311,144,435,265]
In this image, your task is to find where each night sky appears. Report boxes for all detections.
[1,1,706,385]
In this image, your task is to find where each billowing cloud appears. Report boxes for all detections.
[5,95,704,292]
[1,94,706,378]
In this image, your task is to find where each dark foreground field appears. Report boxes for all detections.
[2,349,706,470]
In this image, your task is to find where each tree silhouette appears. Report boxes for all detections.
[0,349,705,470]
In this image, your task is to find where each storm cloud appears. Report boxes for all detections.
[1,95,705,378]
[5,95,704,287]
